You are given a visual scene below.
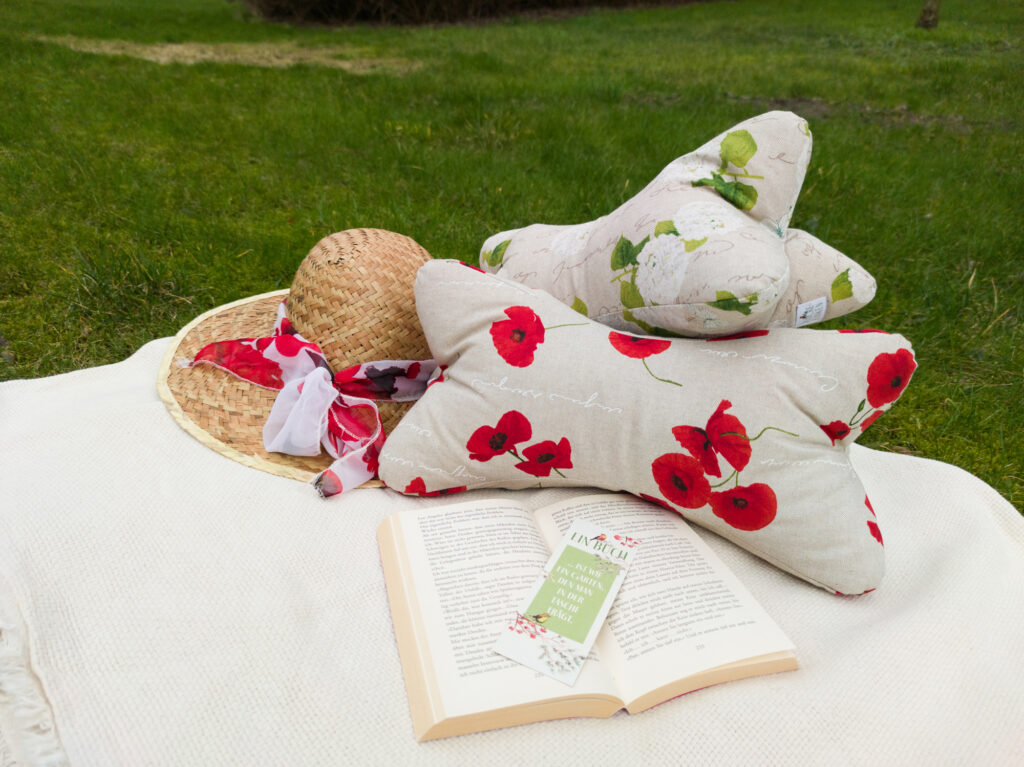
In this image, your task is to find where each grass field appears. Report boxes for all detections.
[0,0,1021,508]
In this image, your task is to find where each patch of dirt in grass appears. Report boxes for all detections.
[726,93,977,131]
[765,97,833,121]
[725,93,832,120]
[857,103,971,132]
[36,35,420,74]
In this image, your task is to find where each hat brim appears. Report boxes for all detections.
[157,289,391,486]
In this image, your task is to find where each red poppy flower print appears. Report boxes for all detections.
[316,469,343,497]
[866,348,917,408]
[609,331,681,385]
[427,365,447,389]
[256,333,315,359]
[192,340,285,389]
[461,262,486,273]
[490,306,545,367]
[362,447,380,477]
[638,493,675,512]
[404,477,468,497]
[516,438,573,477]
[608,332,671,359]
[838,328,887,334]
[705,330,770,342]
[361,365,408,398]
[324,401,380,454]
[865,495,875,516]
[466,410,532,461]
[651,453,711,509]
[859,410,884,432]
[708,483,777,531]
[672,400,752,477]
[867,520,884,545]
[820,420,851,445]
[333,370,381,399]
[405,477,428,494]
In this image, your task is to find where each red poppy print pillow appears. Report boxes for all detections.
[379,260,917,595]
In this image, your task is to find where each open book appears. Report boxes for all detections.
[378,493,797,741]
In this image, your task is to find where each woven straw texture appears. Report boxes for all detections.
[157,229,431,482]
[287,229,431,370]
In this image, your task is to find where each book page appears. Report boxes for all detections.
[385,499,620,725]
[533,494,795,709]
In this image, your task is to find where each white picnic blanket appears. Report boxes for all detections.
[1,339,1022,766]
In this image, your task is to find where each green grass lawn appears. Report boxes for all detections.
[0,0,1021,508]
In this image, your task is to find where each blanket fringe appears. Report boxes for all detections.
[0,593,68,766]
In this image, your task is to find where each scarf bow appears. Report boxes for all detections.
[187,301,435,497]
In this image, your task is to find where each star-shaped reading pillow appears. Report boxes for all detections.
[379,260,917,595]
[479,111,876,337]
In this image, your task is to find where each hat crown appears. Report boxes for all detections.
[286,228,431,372]
[159,228,432,481]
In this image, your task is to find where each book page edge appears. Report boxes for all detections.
[377,514,447,742]
[419,693,623,741]
[623,650,798,714]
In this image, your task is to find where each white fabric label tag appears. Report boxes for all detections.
[795,297,828,327]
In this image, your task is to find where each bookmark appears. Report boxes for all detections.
[493,519,640,685]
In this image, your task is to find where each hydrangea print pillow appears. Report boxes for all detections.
[379,260,917,595]
[479,111,876,337]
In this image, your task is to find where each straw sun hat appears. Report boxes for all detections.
[157,228,432,484]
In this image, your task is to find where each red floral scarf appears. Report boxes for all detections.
[186,301,435,497]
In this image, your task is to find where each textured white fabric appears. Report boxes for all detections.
[1,339,1022,766]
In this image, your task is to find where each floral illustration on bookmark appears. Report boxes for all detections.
[494,519,640,685]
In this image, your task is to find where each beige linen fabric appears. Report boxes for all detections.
[1,339,1022,765]
[380,260,914,594]
[480,111,875,336]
